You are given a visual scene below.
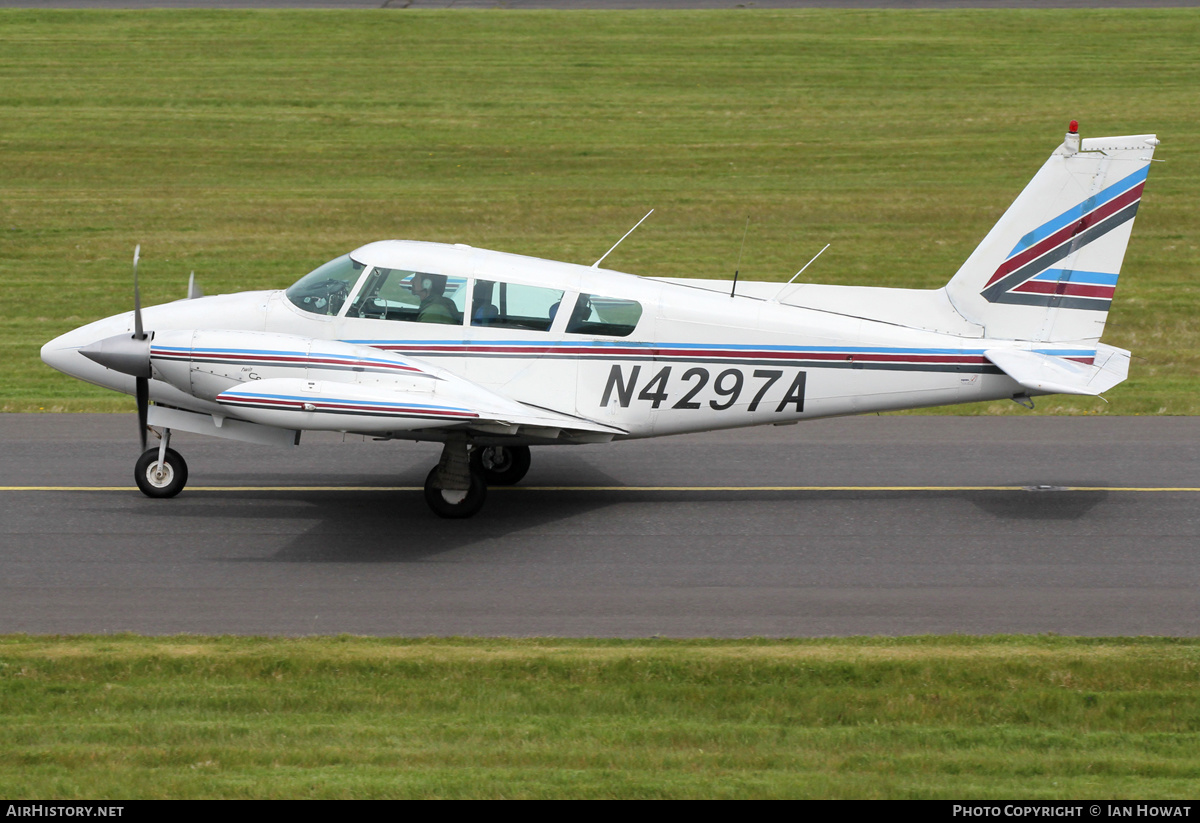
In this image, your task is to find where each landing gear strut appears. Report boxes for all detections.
[134,428,188,498]
[423,434,487,518]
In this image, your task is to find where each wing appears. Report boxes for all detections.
[215,376,626,443]
[143,329,625,445]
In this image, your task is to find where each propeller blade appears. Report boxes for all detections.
[133,244,144,340]
[132,245,149,451]
[136,376,149,451]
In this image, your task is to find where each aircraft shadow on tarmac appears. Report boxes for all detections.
[967,487,1109,520]
[118,483,1112,564]
[123,489,621,563]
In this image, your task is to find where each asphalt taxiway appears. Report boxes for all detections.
[2,414,1197,636]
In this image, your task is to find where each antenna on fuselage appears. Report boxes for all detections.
[730,217,750,298]
[593,209,654,268]
[769,243,831,304]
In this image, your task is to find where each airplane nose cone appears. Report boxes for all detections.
[79,333,152,378]
[41,314,141,389]
[40,335,75,374]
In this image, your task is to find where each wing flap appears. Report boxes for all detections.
[985,344,1130,396]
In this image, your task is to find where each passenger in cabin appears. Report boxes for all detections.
[569,298,592,329]
[413,274,459,324]
[472,281,499,325]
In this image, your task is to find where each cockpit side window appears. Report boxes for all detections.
[346,269,466,325]
[285,254,366,316]
[471,281,564,332]
[565,293,643,337]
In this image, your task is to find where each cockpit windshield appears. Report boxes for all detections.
[285,254,366,316]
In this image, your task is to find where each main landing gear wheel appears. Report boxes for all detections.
[423,466,487,519]
[134,447,188,498]
[470,445,531,486]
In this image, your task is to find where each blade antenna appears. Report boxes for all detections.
[593,209,654,269]
[730,216,750,298]
[770,243,830,304]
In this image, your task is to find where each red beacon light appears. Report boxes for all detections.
[1068,120,1079,134]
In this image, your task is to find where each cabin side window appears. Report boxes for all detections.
[285,254,366,316]
[565,293,643,337]
[471,280,565,332]
[346,269,466,325]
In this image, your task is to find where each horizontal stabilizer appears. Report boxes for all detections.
[984,345,1130,396]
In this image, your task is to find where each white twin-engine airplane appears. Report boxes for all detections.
[42,123,1158,517]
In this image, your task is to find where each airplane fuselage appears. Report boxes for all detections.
[45,241,1065,444]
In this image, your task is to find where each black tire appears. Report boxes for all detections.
[470,445,531,486]
[423,465,487,519]
[134,447,188,499]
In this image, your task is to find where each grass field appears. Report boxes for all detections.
[1,9,1197,414]
[2,635,1199,799]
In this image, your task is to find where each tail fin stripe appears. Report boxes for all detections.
[984,292,1112,313]
[983,186,1143,288]
[1029,269,1119,286]
[1008,165,1149,256]
[1013,281,1114,300]
[980,199,1140,310]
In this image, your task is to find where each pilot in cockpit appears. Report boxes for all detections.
[412,274,459,324]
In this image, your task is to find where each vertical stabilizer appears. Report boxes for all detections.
[945,124,1157,342]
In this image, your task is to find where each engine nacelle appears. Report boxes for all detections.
[148,329,437,402]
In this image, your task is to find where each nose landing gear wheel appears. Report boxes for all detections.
[423,466,487,519]
[470,445,531,486]
[134,447,188,498]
